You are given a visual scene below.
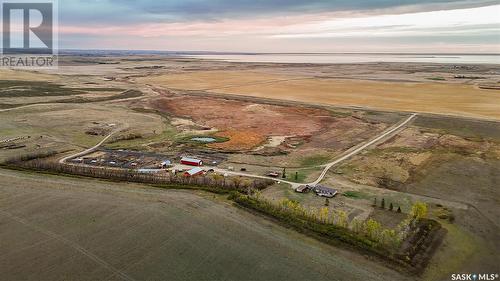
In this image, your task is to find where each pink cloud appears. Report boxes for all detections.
[59,11,345,37]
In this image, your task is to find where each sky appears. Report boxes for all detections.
[54,0,500,52]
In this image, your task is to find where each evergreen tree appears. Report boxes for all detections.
[381,198,385,209]
[389,203,394,211]
[397,206,402,213]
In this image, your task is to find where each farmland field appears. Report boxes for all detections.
[140,70,500,120]
[0,169,412,281]
[1,55,499,281]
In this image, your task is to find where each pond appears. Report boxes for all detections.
[191,137,217,143]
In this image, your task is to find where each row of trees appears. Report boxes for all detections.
[253,193,428,252]
[4,150,60,164]
[233,193,437,271]
[254,196,398,251]
[277,198,350,228]
[11,159,274,192]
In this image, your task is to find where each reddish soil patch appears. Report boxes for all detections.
[151,96,338,150]
[210,130,266,151]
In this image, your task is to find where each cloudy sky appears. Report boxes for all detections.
[57,0,500,53]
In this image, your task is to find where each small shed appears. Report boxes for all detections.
[181,157,203,166]
[184,167,204,177]
[295,185,310,193]
[160,160,172,168]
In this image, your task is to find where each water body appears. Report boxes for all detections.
[184,53,500,65]
[191,137,217,143]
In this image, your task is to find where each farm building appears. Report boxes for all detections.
[184,167,204,177]
[312,185,338,198]
[181,157,203,166]
[295,185,310,193]
[160,160,172,168]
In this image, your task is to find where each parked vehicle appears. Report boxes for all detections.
[317,192,336,198]
[267,172,280,178]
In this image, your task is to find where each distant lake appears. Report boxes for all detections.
[184,54,500,65]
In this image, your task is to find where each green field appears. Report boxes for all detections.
[300,154,331,167]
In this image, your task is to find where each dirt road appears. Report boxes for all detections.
[59,125,126,164]
[309,113,418,186]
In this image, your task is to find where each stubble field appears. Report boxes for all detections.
[140,70,500,120]
[0,169,412,281]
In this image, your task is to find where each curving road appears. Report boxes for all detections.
[59,126,125,164]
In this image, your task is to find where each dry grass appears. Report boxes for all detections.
[141,71,500,120]
[0,103,165,148]
[0,69,59,81]
[143,70,290,91]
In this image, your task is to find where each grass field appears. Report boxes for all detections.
[0,69,59,82]
[140,71,500,120]
[0,103,165,152]
[0,80,87,97]
[0,169,412,281]
[300,154,332,167]
[421,222,488,281]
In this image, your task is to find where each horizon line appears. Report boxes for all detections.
[59,49,500,56]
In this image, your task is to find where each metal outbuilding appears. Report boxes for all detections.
[181,157,203,166]
[184,167,204,177]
